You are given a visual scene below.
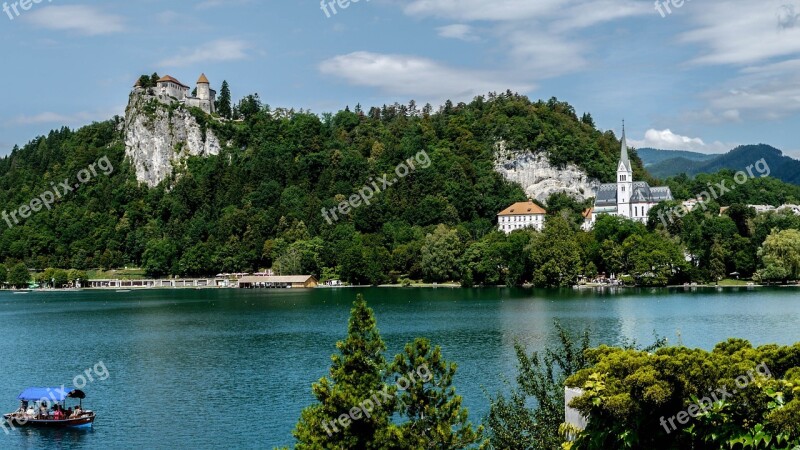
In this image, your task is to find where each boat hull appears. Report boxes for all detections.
[3,413,94,429]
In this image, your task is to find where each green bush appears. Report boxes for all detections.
[565,339,800,449]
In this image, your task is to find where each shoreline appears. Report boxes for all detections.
[3,283,798,293]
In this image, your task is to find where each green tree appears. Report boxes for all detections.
[216,80,232,119]
[528,216,582,287]
[293,295,392,449]
[381,338,486,448]
[420,224,463,282]
[142,238,177,277]
[487,323,591,449]
[709,240,727,282]
[7,263,30,288]
[756,229,800,283]
[0,263,6,285]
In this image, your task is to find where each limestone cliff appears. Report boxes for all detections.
[124,91,221,187]
[494,141,600,203]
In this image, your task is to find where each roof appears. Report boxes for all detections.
[619,124,632,172]
[498,201,547,216]
[197,73,210,84]
[594,182,673,207]
[582,208,593,219]
[18,387,85,402]
[156,75,189,89]
[238,275,317,284]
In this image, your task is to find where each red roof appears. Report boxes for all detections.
[498,201,547,216]
[156,75,189,89]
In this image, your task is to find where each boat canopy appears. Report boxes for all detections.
[17,388,86,402]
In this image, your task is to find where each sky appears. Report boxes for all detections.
[1,0,799,158]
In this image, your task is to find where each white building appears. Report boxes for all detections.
[584,125,673,228]
[136,73,217,114]
[497,201,547,234]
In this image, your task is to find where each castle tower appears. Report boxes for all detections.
[196,73,211,101]
[616,121,633,218]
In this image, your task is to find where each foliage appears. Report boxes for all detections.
[566,339,800,450]
[381,338,487,448]
[755,229,800,283]
[292,295,484,449]
[486,322,592,449]
[293,294,391,449]
[216,80,232,119]
[1,90,797,285]
[7,262,29,288]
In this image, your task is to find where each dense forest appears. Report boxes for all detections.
[0,91,798,286]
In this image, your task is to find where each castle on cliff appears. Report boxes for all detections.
[133,73,216,114]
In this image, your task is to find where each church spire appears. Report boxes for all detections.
[619,120,632,172]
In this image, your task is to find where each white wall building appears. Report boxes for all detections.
[497,201,547,234]
[137,73,217,115]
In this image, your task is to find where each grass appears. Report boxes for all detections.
[86,268,147,280]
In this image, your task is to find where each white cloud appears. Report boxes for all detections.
[681,1,800,66]
[25,5,125,35]
[158,39,250,67]
[436,24,479,41]
[628,129,732,153]
[319,51,533,103]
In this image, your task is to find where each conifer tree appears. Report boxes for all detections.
[293,295,393,449]
[380,338,487,449]
[217,80,232,119]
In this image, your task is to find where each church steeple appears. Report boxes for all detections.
[619,120,632,172]
[617,120,633,218]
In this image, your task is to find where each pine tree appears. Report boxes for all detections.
[217,80,232,119]
[293,295,393,449]
[380,338,487,449]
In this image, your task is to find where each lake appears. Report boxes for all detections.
[0,286,798,448]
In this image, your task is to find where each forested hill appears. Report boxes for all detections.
[0,92,636,279]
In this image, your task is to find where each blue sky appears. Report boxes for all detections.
[1,0,799,158]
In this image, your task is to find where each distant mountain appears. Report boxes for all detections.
[638,144,800,185]
[636,148,718,167]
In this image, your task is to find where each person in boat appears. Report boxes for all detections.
[53,406,65,420]
[70,405,82,418]
[38,403,48,419]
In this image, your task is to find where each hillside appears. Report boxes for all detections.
[640,144,800,185]
[636,148,718,167]
[0,92,633,281]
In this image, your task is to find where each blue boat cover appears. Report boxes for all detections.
[17,387,74,402]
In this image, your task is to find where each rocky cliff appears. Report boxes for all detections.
[124,92,221,187]
[494,141,600,203]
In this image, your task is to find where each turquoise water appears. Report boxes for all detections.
[0,287,798,448]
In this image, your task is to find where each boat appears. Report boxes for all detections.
[3,388,95,429]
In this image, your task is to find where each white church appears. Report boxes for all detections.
[134,73,217,114]
[583,126,673,229]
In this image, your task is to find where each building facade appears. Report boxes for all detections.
[497,201,547,234]
[139,73,217,114]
